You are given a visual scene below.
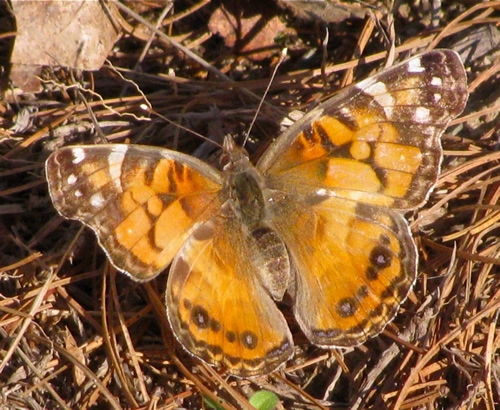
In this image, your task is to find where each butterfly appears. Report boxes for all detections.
[46,50,468,377]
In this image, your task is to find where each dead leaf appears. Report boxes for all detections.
[10,1,122,91]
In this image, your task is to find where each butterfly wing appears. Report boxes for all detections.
[260,50,468,346]
[166,205,294,377]
[259,50,468,209]
[270,194,416,346]
[46,144,224,280]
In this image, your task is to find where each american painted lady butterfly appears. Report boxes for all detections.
[46,50,468,377]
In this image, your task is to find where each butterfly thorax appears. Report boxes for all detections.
[221,136,267,227]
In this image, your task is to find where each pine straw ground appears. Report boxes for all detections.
[0,1,499,409]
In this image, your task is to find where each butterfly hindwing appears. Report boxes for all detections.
[269,194,416,346]
[166,206,294,377]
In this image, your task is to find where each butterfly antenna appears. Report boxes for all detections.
[243,48,288,147]
[142,105,223,149]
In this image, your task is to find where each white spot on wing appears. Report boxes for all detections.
[90,192,105,208]
[339,106,353,119]
[363,80,387,96]
[431,77,443,86]
[408,57,425,73]
[72,148,85,164]
[356,77,376,89]
[111,145,128,154]
[108,148,126,189]
[362,81,395,118]
[415,107,431,122]
[67,174,77,185]
[433,93,442,103]
[74,190,83,197]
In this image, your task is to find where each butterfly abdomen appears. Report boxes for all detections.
[251,226,290,301]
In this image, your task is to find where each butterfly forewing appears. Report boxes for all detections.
[46,144,224,280]
[260,50,468,210]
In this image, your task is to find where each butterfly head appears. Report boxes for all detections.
[220,134,252,174]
